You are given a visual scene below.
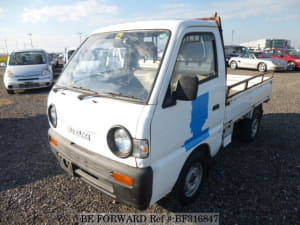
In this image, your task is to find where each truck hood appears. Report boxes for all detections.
[8,64,48,77]
[48,90,145,166]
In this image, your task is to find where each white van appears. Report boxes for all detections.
[4,49,53,94]
[48,15,272,209]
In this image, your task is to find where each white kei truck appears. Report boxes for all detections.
[47,14,273,209]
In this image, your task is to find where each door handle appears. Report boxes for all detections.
[212,104,220,111]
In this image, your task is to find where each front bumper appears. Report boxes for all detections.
[268,65,287,71]
[4,78,52,90]
[48,128,153,209]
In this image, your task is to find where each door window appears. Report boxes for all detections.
[170,33,217,92]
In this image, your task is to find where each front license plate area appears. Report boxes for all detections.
[19,82,40,88]
[58,154,74,176]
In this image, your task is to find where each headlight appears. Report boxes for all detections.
[42,69,50,76]
[5,70,14,78]
[107,127,132,158]
[48,104,57,128]
[107,126,149,159]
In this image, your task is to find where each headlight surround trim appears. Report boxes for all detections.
[48,104,57,128]
[107,126,133,158]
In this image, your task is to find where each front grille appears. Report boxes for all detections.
[18,78,38,81]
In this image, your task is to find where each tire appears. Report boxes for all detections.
[173,151,208,205]
[238,107,263,142]
[6,89,14,94]
[258,63,267,72]
[230,61,238,70]
[288,61,296,71]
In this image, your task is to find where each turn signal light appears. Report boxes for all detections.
[49,136,59,146]
[113,172,134,186]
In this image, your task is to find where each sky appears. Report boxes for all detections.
[0,0,300,53]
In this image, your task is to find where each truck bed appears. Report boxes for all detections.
[224,73,273,123]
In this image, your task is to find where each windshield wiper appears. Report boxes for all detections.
[77,92,107,100]
[52,85,98,96]
[71,86,97,94]
[77,91,143,102]
[52,85,73,93]
[102,92,144,101]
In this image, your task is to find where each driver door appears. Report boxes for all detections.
[149,28,226,200]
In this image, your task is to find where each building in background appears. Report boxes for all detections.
[241,39,291,51]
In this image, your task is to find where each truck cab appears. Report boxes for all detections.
[48,17,272,209]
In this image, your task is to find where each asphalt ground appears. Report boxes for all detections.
[0,66,299,225]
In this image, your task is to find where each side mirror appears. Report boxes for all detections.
[0,62,6,67]
[176,76,198,101]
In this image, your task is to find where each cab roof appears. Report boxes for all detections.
[91,19,217,35]
[11,49,47,54]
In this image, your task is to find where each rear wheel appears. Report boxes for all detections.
[230,61,238,70]
[258,63,267,72]
[173,151,208,205]
[288,61,296,71]
[238,107,263,142]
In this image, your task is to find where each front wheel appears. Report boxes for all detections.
[288,61,296,71]
[258,63,267,72]
[230,61,238,70]
[173,151,207,205]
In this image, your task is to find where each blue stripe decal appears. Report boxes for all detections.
[184,92,209,151]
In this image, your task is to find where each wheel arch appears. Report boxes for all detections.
[193,143,212,159]
[174,143,211,187]
[171,143,211,203]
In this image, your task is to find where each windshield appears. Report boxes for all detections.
[254,52,270,58]
[286,49,300,57]
[57,30,170,102]
[225,46,248,55]
[9,51,47,65]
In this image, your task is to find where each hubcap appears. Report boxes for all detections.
[259,64,266,72]
[288,62,295,71]
[231,62,236,69]
[184,164,203,197]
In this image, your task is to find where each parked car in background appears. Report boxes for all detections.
[63,47,76,65]
[264,48,300,71]
[224,45,248,65]
[57,53,64,65]
[229,52,288,72]
[49,53,59,68]
[3,49,53,94]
